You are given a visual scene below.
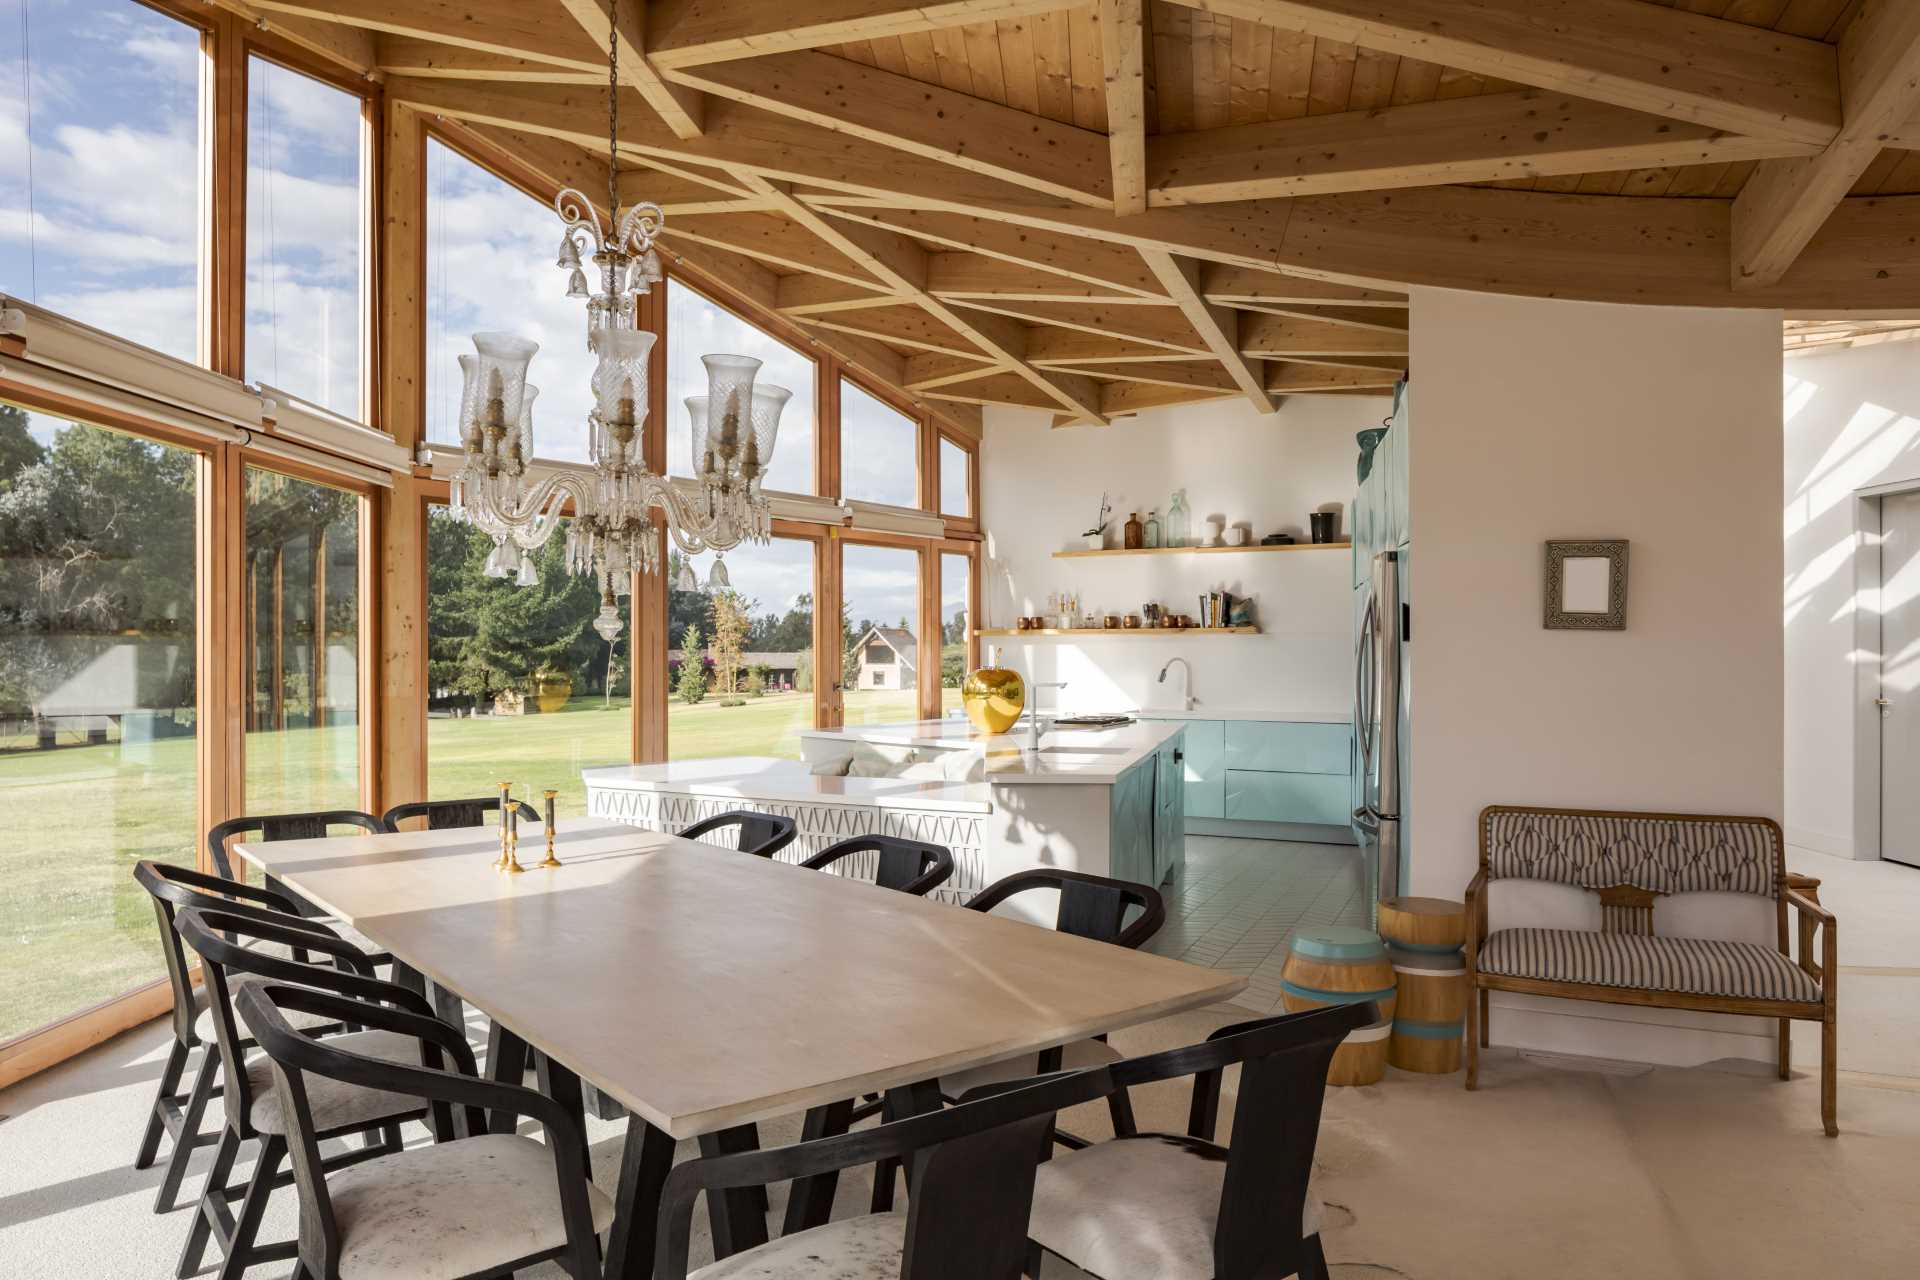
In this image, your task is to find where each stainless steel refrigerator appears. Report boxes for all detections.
[1354,548,1407,906]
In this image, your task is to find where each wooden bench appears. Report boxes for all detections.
[1463,805,1838,1136]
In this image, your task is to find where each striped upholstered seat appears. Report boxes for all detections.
[1479,928,1820,1004]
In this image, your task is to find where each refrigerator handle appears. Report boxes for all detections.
[1354,589,1376,779]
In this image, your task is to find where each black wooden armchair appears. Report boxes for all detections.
[677,809,799,859]
[801,834,955,896]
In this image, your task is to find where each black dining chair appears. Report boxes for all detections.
[173,906,450,1280]
[938,868,1165,1106]
[129,861,349,1213]
[236,981,611,1280]
[676,810,798,859]
[1023,1003,1375,1280]
[800,834,954,897]
[653,1064,1114,1280]
[205,809,386,889]
[380,795,542,833]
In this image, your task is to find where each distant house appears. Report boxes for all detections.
[851,626,918,691]
[667,649,804,691]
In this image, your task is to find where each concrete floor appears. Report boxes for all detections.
[2,839,1915,1279]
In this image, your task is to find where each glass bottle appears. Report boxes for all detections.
[1123,512,1144,549]
[1144,508,1161,548]
[1167,489,1191,548]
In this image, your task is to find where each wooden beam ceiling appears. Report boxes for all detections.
[1141,250,1273,413]
[1732,1,1920,289]
[558,0,706,139]
[1099,0,1147,216]
[645,0,1074,69]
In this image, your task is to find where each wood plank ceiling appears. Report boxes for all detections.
[241,0,1920,428]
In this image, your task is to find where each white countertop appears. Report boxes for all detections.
[583,757,992,814]
[1128,706,1351,724]
[801,719,1185,785]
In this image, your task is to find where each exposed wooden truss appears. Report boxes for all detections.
[279,0,1920,423]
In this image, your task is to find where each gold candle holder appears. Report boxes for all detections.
[539,789,562,868]
[501,787,526,875]
[495,781,515,871]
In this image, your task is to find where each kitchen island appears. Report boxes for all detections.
[583,719,1185,908]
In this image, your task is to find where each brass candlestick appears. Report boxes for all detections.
[494,781,512,869]
[501,795,526,875]
[539,789,562,868]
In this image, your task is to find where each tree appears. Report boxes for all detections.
[424,518,603,706]
[0,404,45,490]
[794,648,813,692]
[942,646,966,688]
[708,590,748,696]
[675,623,708,704]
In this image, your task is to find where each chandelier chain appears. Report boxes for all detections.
[607,0,619,219]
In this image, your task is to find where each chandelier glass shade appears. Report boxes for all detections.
[441,4,789,642]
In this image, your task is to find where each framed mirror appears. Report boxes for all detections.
[1544,540,1628,630]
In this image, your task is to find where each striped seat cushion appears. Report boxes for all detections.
[1480,928,1820,1004]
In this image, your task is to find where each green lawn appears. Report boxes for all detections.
[0,688,960,1043]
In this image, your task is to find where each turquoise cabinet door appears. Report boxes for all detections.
[1225,769,1353,825]
[1108,757,1155,885]
[1154,739,1185,882]
[1224,722,1352,775]
[1180,719,1224,818]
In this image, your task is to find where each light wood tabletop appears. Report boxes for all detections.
[235,817,1244,1141]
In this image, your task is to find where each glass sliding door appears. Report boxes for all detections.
[940,552,972,718]
[423,507,630,813]
[243,466,362,814]
[0,401,199,1044]
[667,539,816,760]
[841,543,922,726]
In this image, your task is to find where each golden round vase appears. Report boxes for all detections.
[961,667,1026,735]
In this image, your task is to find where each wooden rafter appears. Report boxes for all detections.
[1199,264,1406,308]
[1148,90,1821,206]
[254,0,607,69]
[1169,0,1842,146]
[645,0,1073,69]
[1099,0,1146,216]
[1141,249,1273,413]
[944,299,1209,353]
[376,36,600,82]
[1733,1,1920,289]
[663,49,1111,207]
[558,0,706,139]
[814,207,1168,298]
[1238,313,1409,358]
[774,276,904,315]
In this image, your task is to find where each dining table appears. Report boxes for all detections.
[234,817,1246,1278]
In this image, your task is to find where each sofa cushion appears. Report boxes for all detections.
[1479,928,1820,1003]
[1027,1133,1322,1280]
[1482,810,1776,896]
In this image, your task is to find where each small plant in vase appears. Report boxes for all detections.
[1083,492,1112,551]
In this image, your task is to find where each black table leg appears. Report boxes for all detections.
[697,1125,769,1261]
[484,1022,529,1135]
[782,1099,855,1235]
[534,1054,593,1181]
[604,1119,676,1280]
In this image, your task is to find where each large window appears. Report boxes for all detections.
[666,278,816,493]
[1,0,201,362]
[940,552,971,716]
[667,540,816,760]
[243,467,361,813]
[0,402,198,1044]
[841,543,921,725]
[245,57,365,417]
[423,508,630,811]
[841,379,919,508]
[425,139,596,460]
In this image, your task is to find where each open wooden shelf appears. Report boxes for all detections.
[975,627,1260,637]
[1053,541,1351,559]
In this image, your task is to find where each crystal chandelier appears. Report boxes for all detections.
[446,0,787,644]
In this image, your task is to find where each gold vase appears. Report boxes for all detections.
[962,665,1025,735]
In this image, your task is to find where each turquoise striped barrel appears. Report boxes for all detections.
[1280,927,1396,1086]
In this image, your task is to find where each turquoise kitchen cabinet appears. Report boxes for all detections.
[1225,769,1352,826]
[1224,721,1351,775]
[1109,732,1186,886]
[1172,718,1224,818]
[1155,737,1186,882]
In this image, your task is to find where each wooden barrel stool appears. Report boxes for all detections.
[1280,926,1396,1086]
[1378,896,1469,1074]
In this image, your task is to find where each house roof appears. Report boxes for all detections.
[854,626,918,673]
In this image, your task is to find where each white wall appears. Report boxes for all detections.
[979,394,1391,715]
[1782,340,1920,860]
[1409,287,1785,1065]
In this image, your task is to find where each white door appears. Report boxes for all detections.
[1883,492,1920,867]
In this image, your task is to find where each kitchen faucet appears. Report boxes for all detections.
[1025,680,1069,749]
[1158,657,1196,711]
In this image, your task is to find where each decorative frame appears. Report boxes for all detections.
[1543,539,1628,630]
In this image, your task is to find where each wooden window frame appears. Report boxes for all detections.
[837,368,930,513]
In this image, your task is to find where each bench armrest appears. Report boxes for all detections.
[1785,890,1837,992]
[1463,869,1489,966]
